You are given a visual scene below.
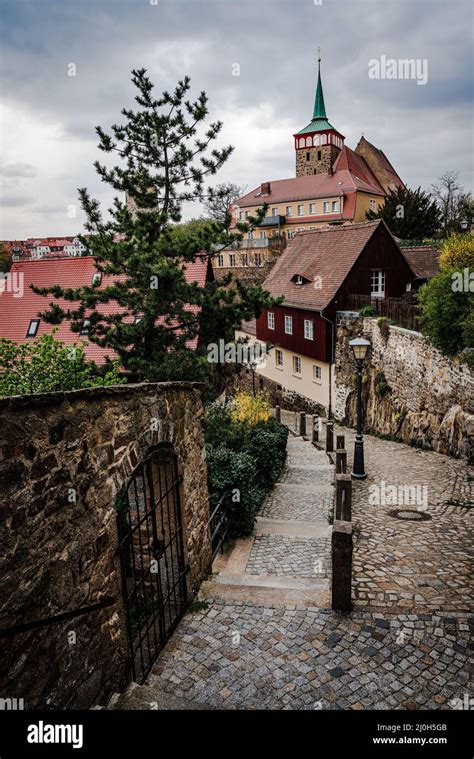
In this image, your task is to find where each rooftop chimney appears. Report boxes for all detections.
[260,182,271,195]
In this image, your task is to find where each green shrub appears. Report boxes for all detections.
[359,305,376,317]
[204,401,288,538]
[375,371,391,398]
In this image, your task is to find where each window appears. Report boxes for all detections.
[92,272,102,286]
[314,135,320,146]
[284,315,293,335]
[275,349,283,368]
[306,152,311,162]
[323,201,330,213]
[239,211,243,221]
[306,137,312,147]
[134,316,142,324]
[313,365,322,383]
[304,319,314,340]
[26,319,40,337]
[317,150,322,160]
[272,207,279,217]
[292,356,302,375]
[332,201,340,213]
[229,253,236,267]
[287,230,295,239]
[216,255,224,267]
[267,312,275,330]
[256,253,263,267]
[369,199,377,211]
[309,203,316,214]
[260,230,267,239]
[80,319,90,336]
[297,204,304,216]
[295,275,304,285]
[299,138,305,148]
[248,230,253,239]
[371,270,386,298]
[321,134,327,145]
[286,206,293,217]
[241,253,248,267]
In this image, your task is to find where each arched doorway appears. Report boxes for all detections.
[116,445,188,682]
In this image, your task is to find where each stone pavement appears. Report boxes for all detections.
[111,416,473,710]
[198,429,333,607]
[336,425,473,614]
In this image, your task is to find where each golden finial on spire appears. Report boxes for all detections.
[317,47,321,64]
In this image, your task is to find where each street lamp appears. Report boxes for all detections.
[349,335,371,479]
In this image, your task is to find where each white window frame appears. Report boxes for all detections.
[313,365,322,383]
[297,204,305,216]
[267,312,275,330]
[323,201,330,213]
[216,254,224,267]
[286,206,293,217]
[371,270,386,298]
[229,253,236,267]
[260,230,267,239]
[304,319,314,340]
[332,200,340,212]
[292,355,302,376]
[241,253,248,267]
[275,349,283,369]
[284,315,293,335]
[309,203,316,215]
[272,207,279,217]
[369,199,377,211]
[80,319,91,336]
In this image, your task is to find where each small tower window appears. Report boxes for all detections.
[317,150,322,161]
[306,152,311,161]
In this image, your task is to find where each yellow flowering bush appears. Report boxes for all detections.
[230,391,271,427]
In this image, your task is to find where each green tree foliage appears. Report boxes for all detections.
[0,332,125,397]
[439,233,474,270]
[0,243,11,273]
[205,400,288,538]
[418,268,473,357]
[366,186,440,240]
[32,69,277,384]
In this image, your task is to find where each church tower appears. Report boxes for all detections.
[294,52,345,177]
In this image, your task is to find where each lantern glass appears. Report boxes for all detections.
[350,336,370,361]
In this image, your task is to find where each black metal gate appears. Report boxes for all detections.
[116,446,188,683]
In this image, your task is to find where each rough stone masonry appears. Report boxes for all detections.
[335,316,474,461]
[0,382,212,708]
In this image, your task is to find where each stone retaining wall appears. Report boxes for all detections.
[335,316,474,460]
[0,382,211,708]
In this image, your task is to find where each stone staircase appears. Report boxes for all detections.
[198,431,334,607]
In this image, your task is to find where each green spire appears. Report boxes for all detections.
[313,49,327,120]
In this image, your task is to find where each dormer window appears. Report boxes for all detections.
[291,273,309,285]
[26,319,40,337]
[80,319,91,336]
[92,272,102,286]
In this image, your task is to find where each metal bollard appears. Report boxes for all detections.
[275,404,281,423]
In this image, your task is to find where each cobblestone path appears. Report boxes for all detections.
[337,425,473,614]
[111,415,473,711]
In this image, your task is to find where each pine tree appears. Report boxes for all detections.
[33,69,278,383]
[366,186,440,241]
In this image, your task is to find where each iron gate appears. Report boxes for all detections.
[116,446,188,683]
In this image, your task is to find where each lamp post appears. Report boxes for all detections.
[349,335,370,479]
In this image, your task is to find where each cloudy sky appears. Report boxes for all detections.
[0,0,472,239]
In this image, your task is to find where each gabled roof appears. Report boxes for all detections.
[236,168,385,211]
[355,136,404,192]
[333,146,385,194]
[260,220,388,311]
[401,246,440,279]
[0,255,211,364]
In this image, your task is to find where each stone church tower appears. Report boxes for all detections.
[293,53,345,177]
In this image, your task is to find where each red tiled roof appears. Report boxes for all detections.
[236,168,384,211]
[332,146,385,193]
[401,246,440,279]
[0,255,211,365]
[260,220,386,311]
